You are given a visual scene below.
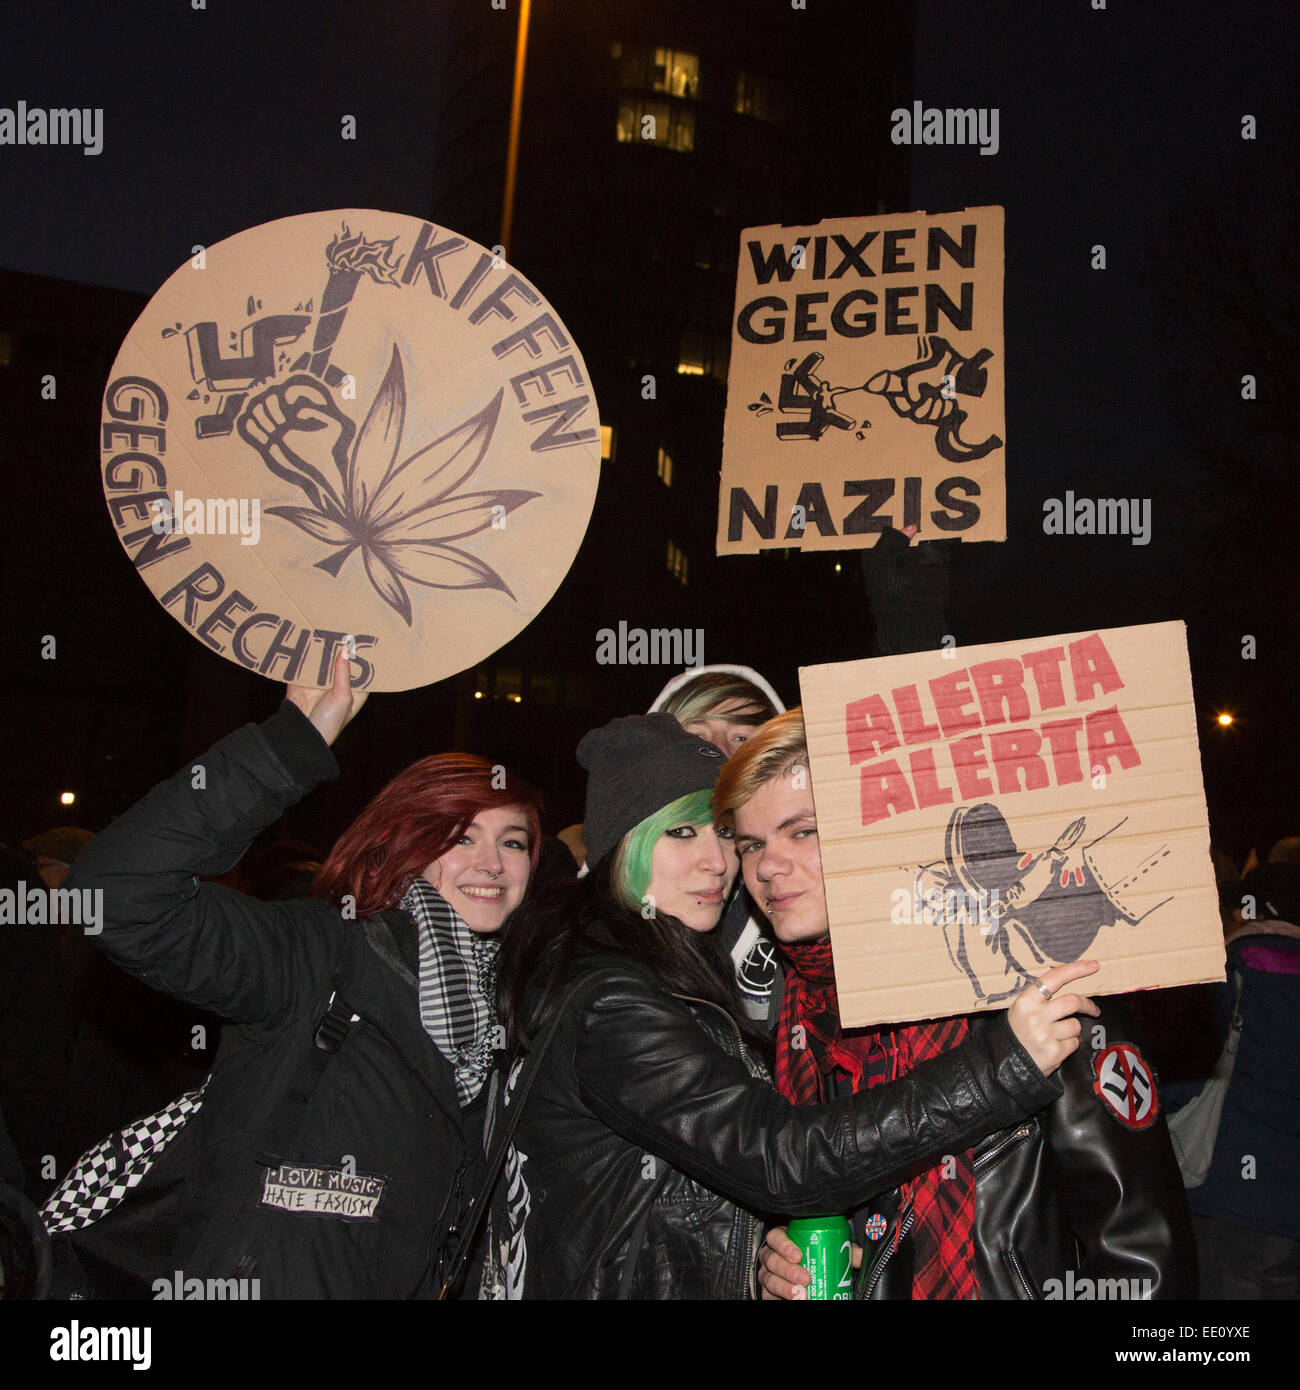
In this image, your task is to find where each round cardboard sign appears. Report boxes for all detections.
[99,210,601,691]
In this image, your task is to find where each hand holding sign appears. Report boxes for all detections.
[287,649,368,748]
[1005,960,1100,1076]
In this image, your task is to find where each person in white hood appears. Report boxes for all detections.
[647,665,787,1033]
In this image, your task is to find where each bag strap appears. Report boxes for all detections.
[365,914,417,990]
[185,980,361,1272]
[616,1161,672,1300]
[254,987,361,1163]
[1227,967,1244,1044]
[259,917,419,1160]
[437,973,606,1299]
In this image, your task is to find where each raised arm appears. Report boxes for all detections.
[67,653,365,1026]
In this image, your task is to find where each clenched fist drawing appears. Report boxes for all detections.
[237,376,355,518]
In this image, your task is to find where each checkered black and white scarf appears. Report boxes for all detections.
[402,877,500,1108]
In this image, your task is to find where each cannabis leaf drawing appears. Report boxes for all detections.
[237,348,539,626]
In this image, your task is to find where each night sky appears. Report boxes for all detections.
[907,0,1297,857]
[2,0,1295,856]
[0,0,449,291]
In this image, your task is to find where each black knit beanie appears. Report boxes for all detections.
[578,713,725,869]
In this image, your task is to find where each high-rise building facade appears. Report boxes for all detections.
[432,0,912,820]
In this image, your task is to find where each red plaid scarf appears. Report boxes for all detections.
[776,936,979,1300]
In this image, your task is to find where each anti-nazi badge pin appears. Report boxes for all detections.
[1092,1042,1159,1130]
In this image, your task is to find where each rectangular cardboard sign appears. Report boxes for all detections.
[717,206,1006,556]
[799,622,1224,1028]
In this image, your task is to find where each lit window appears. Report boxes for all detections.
[677,332,706,376]
[666,539,689,586]
[657,447,673,487]
[600,424,615,461]
[652,48,699,99]
[0,331,13,366]
[494,666,522,701]
[617,98,694,152]
[677,330,728,380]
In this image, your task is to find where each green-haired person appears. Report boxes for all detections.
[491,714,1099,1299]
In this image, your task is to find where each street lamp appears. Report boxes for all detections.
[500,0,534,257]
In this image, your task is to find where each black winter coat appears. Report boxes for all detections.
[508,958,1061,1299]
[853,1000,1196,1299]
[67,703,483,1299]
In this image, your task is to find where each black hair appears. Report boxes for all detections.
[496,857,767,1057]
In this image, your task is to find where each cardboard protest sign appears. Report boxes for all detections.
[717,206,1005,556]
[799,622,1224,1028]
[100,210,601,691]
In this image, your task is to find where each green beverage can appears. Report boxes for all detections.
[786,1215,853,1301]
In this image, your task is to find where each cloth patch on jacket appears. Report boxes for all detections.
[260,1163,386,1219]
[1092,1043,1159,1130]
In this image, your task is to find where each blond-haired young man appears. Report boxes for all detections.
[713,710,1194,1300]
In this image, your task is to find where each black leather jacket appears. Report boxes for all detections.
[853,1000,1196,1300]
[507,959,1060,1299]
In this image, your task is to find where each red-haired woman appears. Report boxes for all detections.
[63,654,540,1298]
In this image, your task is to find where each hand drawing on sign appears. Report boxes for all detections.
[748,337,1002,462]
[913,803,1172,1005]
[166,223,539,626]
[863,336,1002,463]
